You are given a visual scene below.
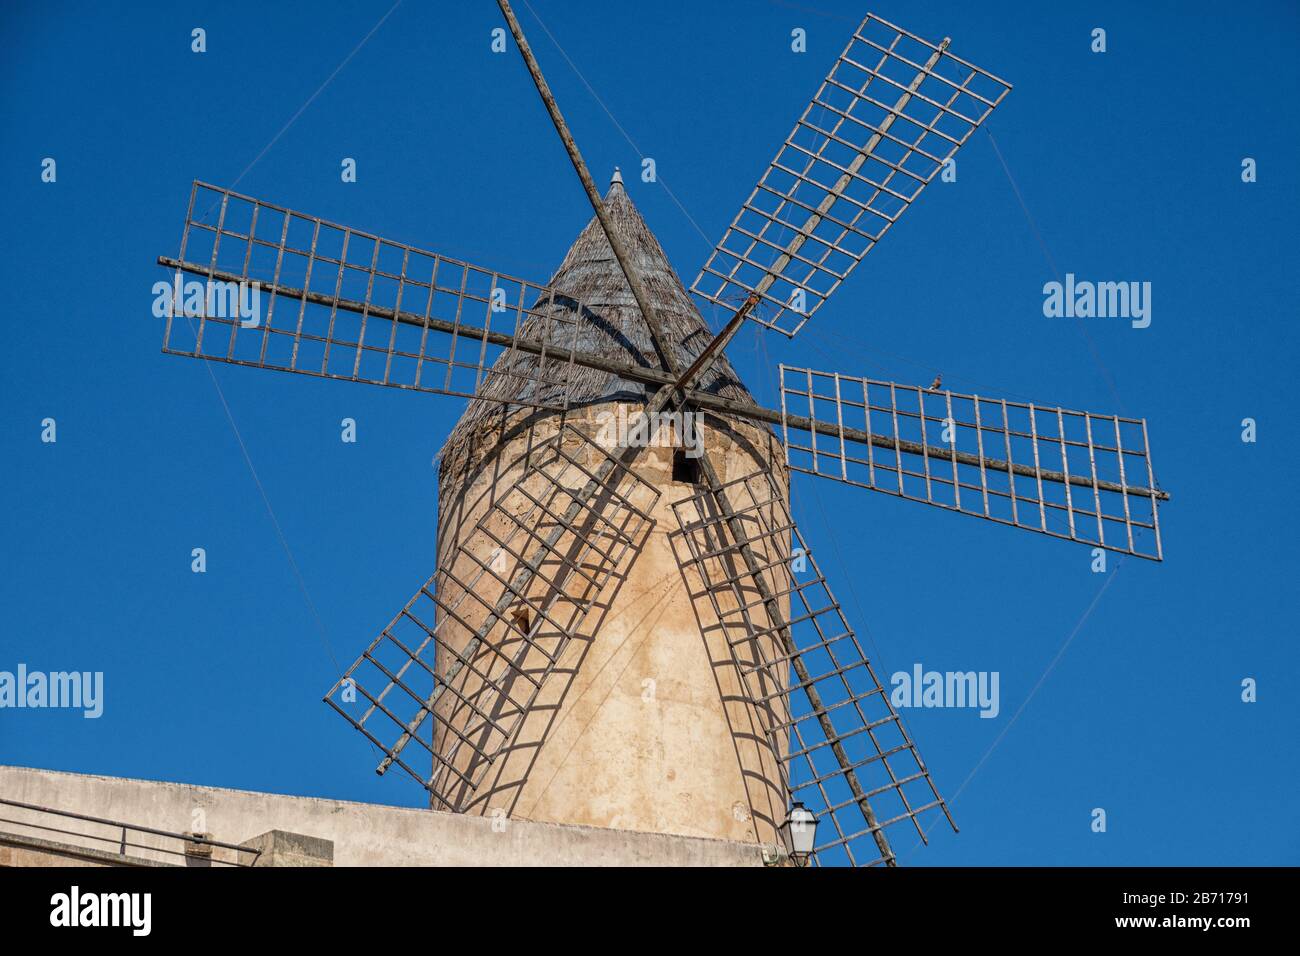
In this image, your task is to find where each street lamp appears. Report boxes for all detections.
[781,801,819,866]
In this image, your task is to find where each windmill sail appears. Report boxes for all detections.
[324,424,658,810]
[158,181,589,409]
[779,364,1167,560]
[672,469,954,866]
[690,13,1011,336]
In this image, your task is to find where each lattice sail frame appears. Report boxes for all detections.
[161,181,585,408]
[324,424,659,810]
[672,470,954,866]
[690,13,1011,336]
[779,364,1165,560]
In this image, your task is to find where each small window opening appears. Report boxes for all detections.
[672,449,702,485]
[510,607,531,635]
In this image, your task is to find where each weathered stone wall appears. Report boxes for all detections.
[434,404,791,846]
[0,765,765,866]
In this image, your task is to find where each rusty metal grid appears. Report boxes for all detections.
[779,365,1165,560]
[672,470,953,866]
[324,424,659,810]
[160,181,584,408]
[690,13,1011,336]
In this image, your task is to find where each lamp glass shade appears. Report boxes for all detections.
[787,803,818,858]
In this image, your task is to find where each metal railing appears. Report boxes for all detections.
[0,796,261,867]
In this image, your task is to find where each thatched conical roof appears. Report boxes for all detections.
[439,175,753,469]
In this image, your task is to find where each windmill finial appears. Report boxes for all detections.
[610,166,623,188]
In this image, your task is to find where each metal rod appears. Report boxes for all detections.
[0,796,259,857]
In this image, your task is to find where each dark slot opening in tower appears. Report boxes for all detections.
[672,449,702,485]
[510,607,531,636]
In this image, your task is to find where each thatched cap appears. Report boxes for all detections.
[439,179,753,468]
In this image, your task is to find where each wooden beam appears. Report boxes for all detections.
[157,256,1168,503]
[495,0,683,379]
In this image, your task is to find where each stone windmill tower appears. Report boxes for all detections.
[156,6,1166,865]
[433,171,790,843]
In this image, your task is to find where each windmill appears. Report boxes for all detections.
[156,5,1167,867]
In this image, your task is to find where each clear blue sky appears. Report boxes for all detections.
[2,0,1296,865]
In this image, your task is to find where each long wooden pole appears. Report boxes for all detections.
[752,40,949,306]
[160,256,1167,503]
[495,0,682,380]
[494,0,906,864]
